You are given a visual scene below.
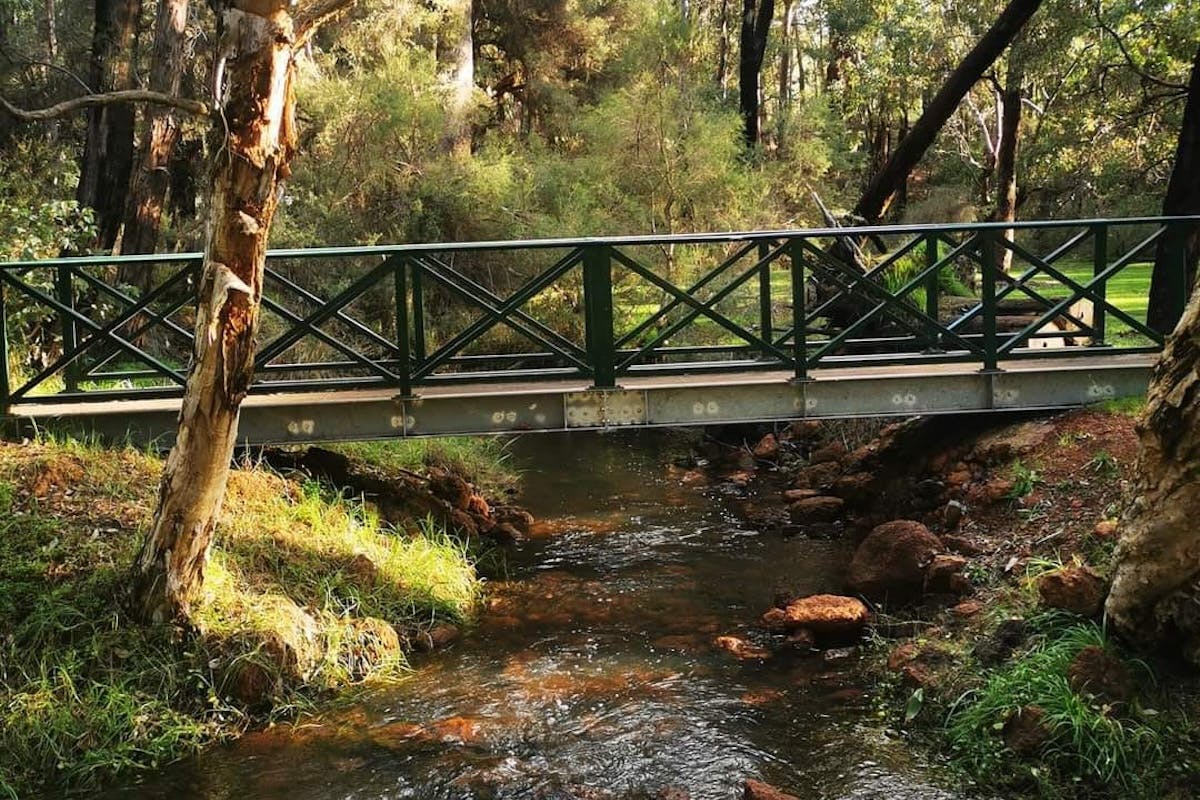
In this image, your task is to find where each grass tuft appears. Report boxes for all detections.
[946,618,1165,798]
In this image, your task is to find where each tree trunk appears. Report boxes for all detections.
[121,0,189,258]
[776,0,793,114]
[716,0,730,96]
[439,0,474,157]
[1147,45,1200,336]
[994,57,1022,274]
[77,0,143,252]
[131,0,299,624]
[851,0,1043,223]
[738,0,774,147]
[1105,282,1200,664]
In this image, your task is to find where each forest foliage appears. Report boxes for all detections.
[0,0,1196,259]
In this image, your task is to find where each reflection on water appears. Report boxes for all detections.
[109,431,964,800]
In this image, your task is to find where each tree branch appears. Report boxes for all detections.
[1093,13,1189,93]
[0,90,212,123]
[294,0,360,42]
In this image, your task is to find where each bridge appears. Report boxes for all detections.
[1,217,1192,445]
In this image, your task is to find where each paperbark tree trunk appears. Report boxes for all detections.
[1147,45,1200,336]
[1105,282,1200,664]
[130,0,299,624]
[738,0,774,147]
[77,0,143,251]
[851,0,1043,223]
[121,0,189,258]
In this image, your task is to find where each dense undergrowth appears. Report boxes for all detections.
[0,436,503,797]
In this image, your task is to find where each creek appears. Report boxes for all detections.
[111,431,962,800]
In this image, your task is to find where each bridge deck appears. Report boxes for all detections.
[6,353,1155,445]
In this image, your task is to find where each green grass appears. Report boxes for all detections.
[0,437,484,796]
[1029,260,1152,347]
[331,437,518,496]
[946,617,1166,798]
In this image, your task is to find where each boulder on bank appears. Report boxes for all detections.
[847,520,943,602]
[782,594,869,642]
[1036,565,1106,617]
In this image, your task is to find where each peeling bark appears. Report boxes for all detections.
[131,0,299,624]
[1106,285,1200,664]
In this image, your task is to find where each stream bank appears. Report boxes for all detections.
[0,436,517,798]
[708,405,1200,799]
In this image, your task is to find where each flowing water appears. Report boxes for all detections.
[116,431,963,800]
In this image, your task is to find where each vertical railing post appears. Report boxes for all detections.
[411,258,427,365]
[583,244,616,389]
[789,238,808,382]
[979,229,999,371]
[0,279,10,415]
[55,264,80,392]
[757,240,772,352]
[1090,223,1108,347]
[924,234,941,352]
[393,256,413,399]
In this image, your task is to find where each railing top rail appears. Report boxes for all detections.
[4,215,1199,269]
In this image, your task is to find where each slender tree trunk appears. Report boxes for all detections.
[851,0,1043,223]
[1105,281,1200,664]
[716,0,730,96]
[1147,45,1200,336]
[131,0,299,624]
[439,0,474,157]
[77,0,143,251]
[121,0,189,258]
[777,0,793,114]
[738,0,774,147]
[41,0,58,64]
[994,58,1022,273]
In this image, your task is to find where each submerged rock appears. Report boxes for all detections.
[714,635,771,660]
[847,520,943,602]
[787,495,844,523]
[743,779,800,800]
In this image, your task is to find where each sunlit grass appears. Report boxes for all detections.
[0,436,483,795]
[331,436,518,495]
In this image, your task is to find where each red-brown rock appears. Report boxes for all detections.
[926,554,971,594]
[1068,645,1134,703]
[781,488,821,503]
[714,635,771,660]
[807,441,847,465]
[760,607,790,632]
[788,495,845,522]
[792,461,841,490]
[429,470,472,511]
[744,779,800,800]
[752,433,780,460]
[1003,705,1050,754]
[830,471,875,503]
[847,520,944,602]
[493,506,535,535]
[1036,565,1107,617]
[782,594,869,641]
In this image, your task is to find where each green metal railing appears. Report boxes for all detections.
[1,216,1195,413]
